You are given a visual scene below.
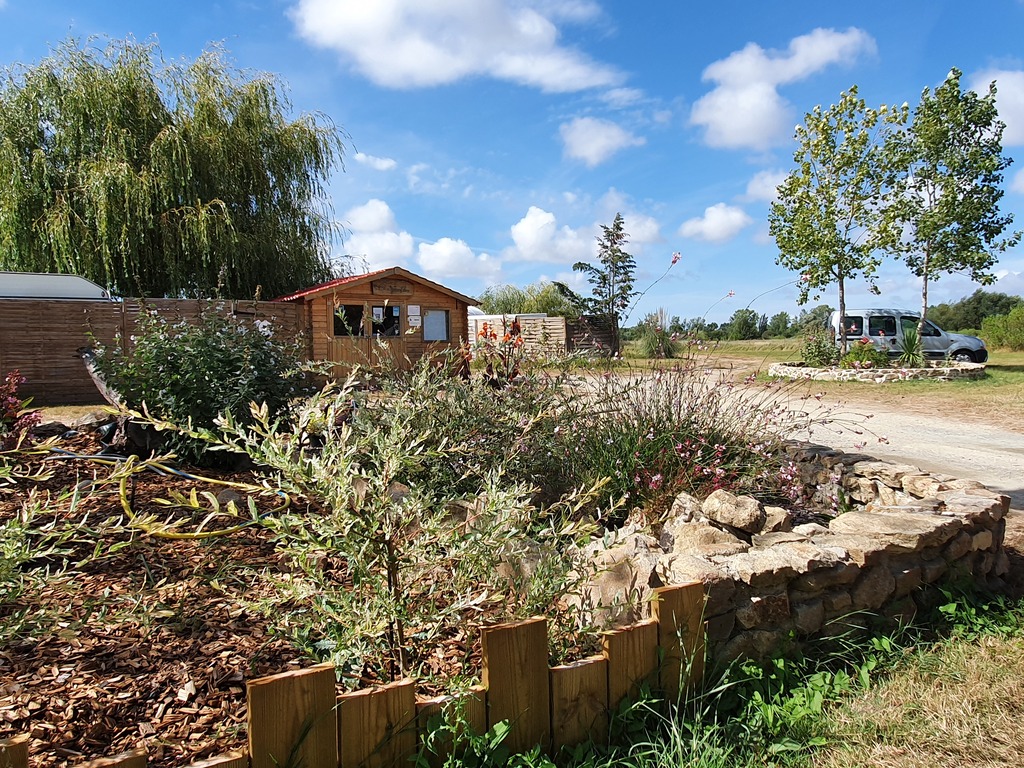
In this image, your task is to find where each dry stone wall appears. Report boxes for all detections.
[582,442,1009,662]
[768,361,986,383]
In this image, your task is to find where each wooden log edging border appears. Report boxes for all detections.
[4,582,705,768]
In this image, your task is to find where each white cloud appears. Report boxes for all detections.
[745,169,788,202]
[290,0,620,92]
[622,212,661,245]
[690,28,876,150]
[679,203,753,243]
[354,152,398,171]
[508,206,590,263]
[600,87,644,108]
[417,237,500,281]
[970,68,1024,146]
[341,199,415,270]
[560,117,645,167]
[1012,168,1024,195]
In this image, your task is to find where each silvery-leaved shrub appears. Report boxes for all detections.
[92,307,309,463]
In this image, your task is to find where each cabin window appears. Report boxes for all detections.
[372,305,402,337]
[334,304,366,336]
[423,309,450,341]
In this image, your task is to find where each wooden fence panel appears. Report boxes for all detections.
[652,583,706,701]
[0,735,29,768]
[77,749,147,768]
[481,617,550,754]
[415,685,485,768]
[183,751,248,768]
[602,619,659,711]
[247,662,337,768]
[549,656,608,751]
[337,679,417,768]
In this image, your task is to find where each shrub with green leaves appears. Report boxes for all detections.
[92,308,308,462]
[801,327,839,367]
[839,338,890,370]
[981,305,1024,350]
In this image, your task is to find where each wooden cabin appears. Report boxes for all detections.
[274,267,476,371]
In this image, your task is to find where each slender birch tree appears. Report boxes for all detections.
[0,37,345,298]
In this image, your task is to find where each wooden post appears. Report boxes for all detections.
[337,679,417,768]
[602,619,659,712]
[549,656,608,751]
[247,662,337,768]
[76,749,147,768]
[0,735,29,768]
[416,685,486,768]
[652,582,706,702]
[481,617,550,754]
[183,752,248,768]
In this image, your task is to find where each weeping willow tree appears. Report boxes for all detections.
[0,37,346,298]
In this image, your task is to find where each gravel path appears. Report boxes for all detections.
[795,396,1024,510]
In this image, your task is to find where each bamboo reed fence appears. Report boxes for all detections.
[2,582,704,768]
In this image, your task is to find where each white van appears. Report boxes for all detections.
[829,309,988,363]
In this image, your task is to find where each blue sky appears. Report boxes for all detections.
[2,1,1023,324]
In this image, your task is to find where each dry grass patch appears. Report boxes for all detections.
[815,634,1024,768]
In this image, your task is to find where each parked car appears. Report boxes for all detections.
[828,308,988,363]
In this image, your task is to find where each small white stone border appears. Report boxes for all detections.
[768,360,986,383]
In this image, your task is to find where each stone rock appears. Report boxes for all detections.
[823,591,852,616]
[735,592,790,629]
[828,510,960,553]
[661,518,747,557]
[921,558,947,584]
[718,630,785,662]
[972,530,994,552]
[762,506,793,533]
[706,613,735,644]
[792,599,825,634]
[578,532,662,625]
[666,491,702,524]
[938,493,1009,524]
[901,474,949,498]
[751,531,805,547]
[852,565,896,610]
[811,533,887,566]
[852,461,922,488]
[843,476,878,504]
[892,565,923,598]
[793,522,830,537]
[943,531,972,561]
[882,597,917,626]
[657,554,735,616]
[31,420,71,438]
[792,560,860,592]
[715,542,841,588]
[702,489,766,534]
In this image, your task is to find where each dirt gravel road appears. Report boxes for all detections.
[794,394,1024,510]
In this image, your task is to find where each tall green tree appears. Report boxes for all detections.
[0,37,345,298]
[881,68,1021,329]
[769,87,906,351]
[573,212,636,352]
[929,289,1023,331]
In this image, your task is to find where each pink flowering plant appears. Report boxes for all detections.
[1,370,40,451]
[839,338,890,370]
